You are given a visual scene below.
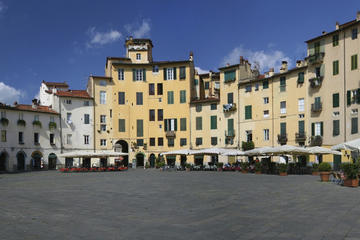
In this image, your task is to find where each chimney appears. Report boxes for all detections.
[268,68,275,77]
[189,51,194,62]
[357,11,360,21]
[240,56,244,65]
[226,63,230,67]
[32,99,38,109]
[280,61,288,73]
[322,31,327,35]
[335,21,340,30]
[13,101,18,106]
[296,60,304,68]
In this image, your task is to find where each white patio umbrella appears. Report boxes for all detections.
[190,147,230,155]
[58,150,128,158]
[221,149,246,156]
[160,149,194,156]
[306,146,342,155]
[331,138,360,151]
[244,146,276,156]
[270,145,310,155]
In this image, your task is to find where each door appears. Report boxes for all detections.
[333,155,341,171]
[136,154,144,168]
[17,153,25,171]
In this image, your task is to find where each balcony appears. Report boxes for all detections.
[223,103,236,112]
[311,102,322,112]
[306,52,325,65]
[225,129,235,138]
[295,132,306,144]
[309,76,323,88]
[310,135,322,146]
[277,133,288,145]
[166,131,176,138]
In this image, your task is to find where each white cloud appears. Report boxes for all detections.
[87,27,122,48]
[195,67,209,74]
[0,82,23,104]
[0,1,7,14]
[125,19,151,38]
[222,45,291,73]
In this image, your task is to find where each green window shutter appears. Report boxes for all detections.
[311,123,315,136]
[196,117,202,130]
[308,43,315,55]
[163,68,167,80]
[180,118,186,131]
[320,122,324,136]
[119,119,125,132]
[263,80,269,89]
[167,91,174,104]
[297,72,304,84]
[357,89,360,104]
[143,69,146,81]
[280,122,286,135]
[180,90,186,103]
[298,121,304,134]
[137,119,143,137]
[173,67,177,80]
[227,93,233,104]
[180,67,186,79]
[164,119,168,131]
[333,61,336,75]
[333,93,339,108]
[210,116,217,130]
[227,119,234,131]
[333,120,340,136]
[352,118,358,134]
[132,69,136,81]
[174,119,177,131]
[245,105,252,120]
[352,55,358,70]
[347,90,351,106]
[320,64,325,77]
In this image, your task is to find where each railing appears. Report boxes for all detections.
[309,76,323,88]
[306,52,325,65]
[310,135,322,146]
[295,132,306,143]
[311,102,322,112]
[166,131,176,138]
[225,129,235,137]
[277,133,288,145]
[223,103,236,112]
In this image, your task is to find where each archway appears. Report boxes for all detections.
[65,158,74,168]
[149,154,156,168]
[83,158,91,168]
[31,151,43,170]
[17,151,26,171]
[166,156,176,167]
[194,155,204,166]
[0,151,9,172]
[181,155,187,167]
[115,140,128,166]
[136,153,144,168]
[48,153,57,170]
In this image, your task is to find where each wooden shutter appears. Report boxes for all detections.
[211,116,217,129]
[357,89,360,104]
[164,119,168,131]
[280,122,286,135]
[173,67,177,80]
[143,69,146,81]
[163,68,167,80]
[132,69,136,81]
[311,123,315,136]
[137,120,143,137]
[333,93,339,108]
[228,119,234,132]
[174,119,177,131]
[180,118,186,131]
[347,90,351,106]
[333,120,339,136]
[320,122,324,136]
[320,64,325,77]
[298,121,304,134]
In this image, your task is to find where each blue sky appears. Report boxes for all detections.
[0,0,359,104]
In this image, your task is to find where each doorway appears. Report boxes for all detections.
[136,153,144,168]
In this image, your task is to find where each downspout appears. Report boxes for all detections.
[343,31,347,142]
[237,68,241,149]
[58,97,63,154]
[93,78,96,153]
[271,77,274,147]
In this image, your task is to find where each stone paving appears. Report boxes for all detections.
[1,170,360,240]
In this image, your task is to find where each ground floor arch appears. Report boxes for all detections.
[181,155,187,167]
[48,153,57,170]
[17,151,26,171]
[0,151,9,172]
[31,151,43,170]
[194,155,204,166]
[115,140,128,166]
[149,153,156,168]
[166,156,176,167]
[136,153,144,168]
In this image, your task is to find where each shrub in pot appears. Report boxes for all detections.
[217,162,224,171]
[240,162,249,173]
[318,162,332,182]
[341,163,359,187]
[277,163,288,176]
[255,162,261,174]
[185,163,192,171]
[312,163,319,175]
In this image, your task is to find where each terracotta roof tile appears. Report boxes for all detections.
[0,103,59,114]
[55,90,92,99]
[43,81,69,88]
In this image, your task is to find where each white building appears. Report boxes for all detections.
[0,101,61,172]
[39,81,69,107]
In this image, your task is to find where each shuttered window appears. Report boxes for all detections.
[118,92,125,104]
[180,66,186,79]
[298,121,305,134]
[224,70,236,82]
[347,90,351,106]
[149,109,155,121]
[351,117,358,134]
[297,72,304,84]
[245,105,252,120]
[263,80,269,89]
[137,120,143,137]
[167,91,174,104]
[333,34,339,46]
[333,93,339,108]
[180,90,186,103]
[157,109,163,121]
[164,67,176,80]
[136,92,143,105]
[180,118,186,131]
[119,119,125,132]
[196,117,202,130]
[311,122,323,136]
[211,137,218,146]
[280,122,286,135]
[280,76,286,92]
[333,60,339,75]
[351,54,358,70]
[132,69,146,81]
[333,120,340,136]
[210,116,217,130]
[227,92,233,104]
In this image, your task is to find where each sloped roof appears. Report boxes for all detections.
[0,103,59,115]
[55,90,92,99]
[43,81,69,88]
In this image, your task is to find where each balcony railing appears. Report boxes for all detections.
[166,131,176,138]
[310,135,322,146]
[309,76,323,88]
[277,133,288,145]
[223,103,236,112]
[225,129,235,137]
[306,52,325,65]
[311,102,322,112]
[295,132,306,143]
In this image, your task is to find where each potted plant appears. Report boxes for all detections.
[318,162,332,182]
[341,163,359,187]
[17,119,26,126]
[277,163,288,176]
[0,117,9,126]
[240,162,249,173]
[32,120,42,128]
[311,163,319,175]
[255,161,262,174]
[217,162,224,171]
[48,121,57,130]
[185,163,192,171]
[145,162,150,169]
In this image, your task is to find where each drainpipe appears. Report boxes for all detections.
[271,77,274,147]
[93,78,96,153]
[343,31,347,142]
[237,68,241,149]
[58,97,63,154]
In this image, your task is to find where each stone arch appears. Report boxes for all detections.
[149,153,156,168]
[31,151,43,170]
[0,151,9,172]
[135,152,145,168]
[48,153,57,170]
[114,140,128,166]
[16,151,26,171]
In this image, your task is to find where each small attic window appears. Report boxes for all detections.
[136,53,141,60]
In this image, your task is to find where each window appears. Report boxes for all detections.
[196,137,202,146]
[1,130,6,142]
[333,93,340,108]
[224,70,236,82]
[34,132,39,145]
[196,105,202,112]
[298,120,305,134]
[263,110,269,118]
[352,117,358,134]
[194,79,199,85]
[167,91,174,104]
[157,83,163,95]
[210,116,217,130]
[196,117,202,130]
[84,114,90,124]
[118,69,124,80]
[280,76,286,92]
[245,105,252,120]
[180,66,186,79]
[100,115,106,131]
[18,112,23,120]
[99,80,107,86]
[136,53,141,60]
[180,138,187,146]
[312,122,323,136]
[298,98,305,112]
[211,137,217,146]
[100,115,106,123]
[352,28,358,40]
[100,91,106,104]
[65,99,72,104]
[137,119,143,137]
[314,41,320,54]
[167,138,175,147]
[180,90,186,103]
[164,67,176,80]
[254,83,259,91]
[264,129,269,141]
[152,65,159,73]
[118,92,125,105]
[149,84,155,95]
[50,116,55,123]
[158,109,163,121]
[211,104,217,110]
[133,69,146,81]
[204,82,209,90]
[150,138,156,146]
[245,85,252,92]
[50,133,55,145]
[100,124,106,131]
[100,139,106,146]
[263,97,269,104]
[227,119,234,136]
[351,55,358,70]
[110,109,112,118]
[137,139,144,146]
[18,132,23,144]
[119,119,125,132]
[333,120,340,136]
[164,119,177,131]
[297,72,304,84]
[158,137,164,146]
[180,118,186,131]
[84,101,90,106]
[333,34,339,46]
[280,101,286,114]
[34,115,39,121]
[333,60,339,75]
[136,92,143,105]
[280,122,286,136]
[263,80,269,89]
[66,113,72,124]
[227,92,233,104]
[149,109,155,121]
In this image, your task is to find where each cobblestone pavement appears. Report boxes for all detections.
[1,170,360,240]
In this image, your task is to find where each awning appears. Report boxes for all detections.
[331,138,360,151]
[160,149,194,156]
[58,150,128,158]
